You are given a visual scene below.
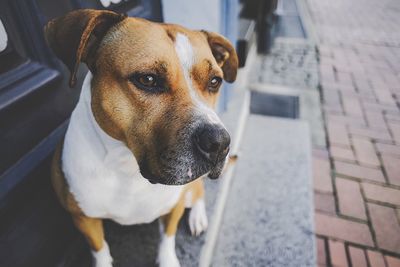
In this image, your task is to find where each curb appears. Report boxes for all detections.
[198,44,256,267]
[296,0,319,45]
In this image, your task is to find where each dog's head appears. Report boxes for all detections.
[45,9,238,185]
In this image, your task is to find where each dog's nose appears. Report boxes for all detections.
[194,124,230,163]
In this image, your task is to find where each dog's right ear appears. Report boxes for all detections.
[44,9,126,87]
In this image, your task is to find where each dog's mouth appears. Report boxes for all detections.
[139,162,161,184]
[139,155,227,186]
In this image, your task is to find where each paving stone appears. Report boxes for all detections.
[365,111,387,129]
[349,127,392,142]
[386,114,400,124]
[307,0,400,47]
[375,87,397,106]
[381,155,400,186]
[324,105,344,115]
[326,114,366,128]
[317,238,327,266]
[327,123,351,147]
[313,157,333,193]
[323,88,342,108]
[348,246,368,267]
[366,250,386,267]
[386,256,400,267]
[368,203,400,253]
[363,183,400,206]
[315,213,373,246]
[313,148,330,160]
[334,161,385,183]
[352,137,380,167]
[330,146,355,162]
[376,143,400,157]
[363,102,399,114]
[336,178,366,220]
[389,123,400,144]
[328,239,348,267]
[314,192,336,214]
[343,97,363,116]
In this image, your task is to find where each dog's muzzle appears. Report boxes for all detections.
[138,121,230,185]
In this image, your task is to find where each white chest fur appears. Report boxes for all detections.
[62,73,183,225]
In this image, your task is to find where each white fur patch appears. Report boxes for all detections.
[0,20,7,53]
[157,235,181,267]
[91,242,113,267]
[188,198,208,236]
[184,190,193,208]
[62,73,183,225]
[99,0,121,8]
[174,33,223,126]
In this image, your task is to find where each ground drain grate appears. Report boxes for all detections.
[250,90,299,119]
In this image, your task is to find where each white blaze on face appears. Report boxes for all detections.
[174,33,223,125]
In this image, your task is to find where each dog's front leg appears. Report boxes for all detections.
[158,197,186,267]
[72,215,112,267]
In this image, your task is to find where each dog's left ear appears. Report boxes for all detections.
[202,31,239,83]
[44,9,126,87]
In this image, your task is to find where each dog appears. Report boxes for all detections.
[45,9,238,267]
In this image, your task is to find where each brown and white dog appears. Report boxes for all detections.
[45,9,238,267]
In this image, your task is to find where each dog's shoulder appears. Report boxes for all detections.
[51,139,84,216]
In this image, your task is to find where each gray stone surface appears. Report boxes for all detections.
[212,115,315,267]
[250,83,326,148]
[257,39,319,90]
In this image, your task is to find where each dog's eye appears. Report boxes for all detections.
[137,74,157,87]
[130,74,166,93]
[208,76,222,92]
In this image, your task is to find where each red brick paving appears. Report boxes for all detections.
[307,0,400,264]
[315,213,373,246]
[314,191,336,215]
[313,157,333,193]
[317,237,327,266]
[330,146,355,162]
[349,246,368,267]
[386,256,400,267]
[334,161,385,183]
[352,137,380,167]
[336,177,367,220]
[368,203,400,252]
[367,250,386,267]
[328,239,348,266]
[363,183,400,206]
[381,155,400,186]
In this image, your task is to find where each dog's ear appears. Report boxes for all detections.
[44,9,126,87]
[202,31,239,83]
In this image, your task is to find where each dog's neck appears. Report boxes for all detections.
[80,72,123,152]
[62,72,141,180]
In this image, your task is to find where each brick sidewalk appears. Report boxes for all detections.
[306,0,400,266]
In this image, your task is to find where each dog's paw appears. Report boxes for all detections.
[189,199,208,236]
[157,251,180,267]
[157,236,181,267]
[91,242,113,267]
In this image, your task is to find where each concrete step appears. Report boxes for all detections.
[211,115,315,266]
